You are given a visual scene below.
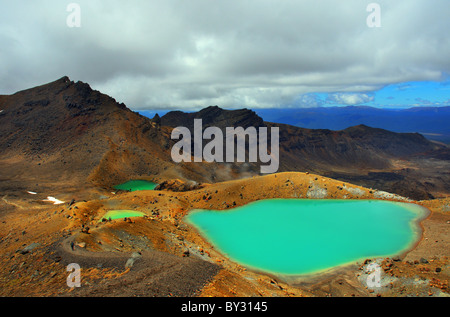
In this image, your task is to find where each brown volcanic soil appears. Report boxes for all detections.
[0,172,448,297]
[0,78,448,297]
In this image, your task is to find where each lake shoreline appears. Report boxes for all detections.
[185,199,430,284]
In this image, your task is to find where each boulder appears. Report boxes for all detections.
[20,243,41,255]
[125,252,142,269]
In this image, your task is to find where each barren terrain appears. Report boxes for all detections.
[0,172,448,297]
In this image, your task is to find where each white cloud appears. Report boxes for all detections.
[292,93,325,108]
[0,0,449,110]
[327,93,375,106]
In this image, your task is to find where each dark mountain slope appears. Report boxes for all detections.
[161,108,441,171]
[0,77,448,202]
[0,77,177,199]
[161,108,448,199]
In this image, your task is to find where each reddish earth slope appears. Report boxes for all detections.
[0,77,448,204]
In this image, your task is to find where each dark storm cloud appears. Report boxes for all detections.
[0,0,449,109]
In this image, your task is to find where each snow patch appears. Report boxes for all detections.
[43,196,65,205]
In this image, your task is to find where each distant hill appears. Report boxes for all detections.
[161,106,441,167]
[161,106,449,199]
[253,106,450,144]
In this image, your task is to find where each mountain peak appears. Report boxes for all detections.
[57,75,71,83]
[42,75,75,89]
[161,106,264,129]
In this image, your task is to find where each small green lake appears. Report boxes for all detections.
[114,180,158,191]
[185,199,428,276]
[100,210,146,221]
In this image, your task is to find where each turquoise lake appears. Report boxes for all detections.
[100,210,146,221]
[114,180,158,191]
[185,199,428,276]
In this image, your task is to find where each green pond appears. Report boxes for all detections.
[185,199,428,276]
[114,180,158,191]
[100,210,146,221]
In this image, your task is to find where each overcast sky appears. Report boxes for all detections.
[1,0,449,110]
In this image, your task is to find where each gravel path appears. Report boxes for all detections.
[48,236,220,297]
